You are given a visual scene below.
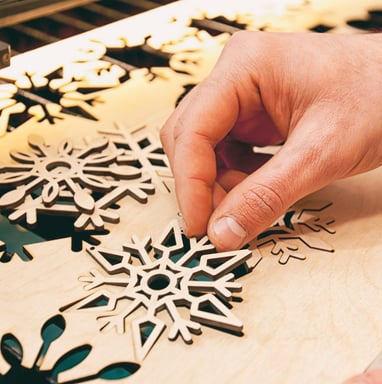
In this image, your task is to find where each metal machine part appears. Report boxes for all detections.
[0,0,98,27]
[0,41,10,69]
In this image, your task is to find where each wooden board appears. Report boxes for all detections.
[1,1,382,383]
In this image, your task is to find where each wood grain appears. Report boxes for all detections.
[1,1,382,383]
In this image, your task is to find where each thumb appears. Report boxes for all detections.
[207,120,339,251]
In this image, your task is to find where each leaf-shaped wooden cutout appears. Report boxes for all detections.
[28,134,45,150]
[0,173,31,185]
[0,188,25,208]
[74,190,95,213]
[84,153,117,166]
[78,137,109,158]
[80,175,110,191]
[108,164,141,179]
[0,83,17,94]
[42,181,60,206]
[10,150,36,164]
[57,139,74,156]
[0,99,15,110]
[89,214,104,229]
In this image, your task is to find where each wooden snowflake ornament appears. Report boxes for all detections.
[64,219,252,360]
[0,134,155,231]
[97,122,173,194]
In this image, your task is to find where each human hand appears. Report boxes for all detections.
[344,369,382,383]
[160,31,382,251]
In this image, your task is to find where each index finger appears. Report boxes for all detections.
[160,75,240,236]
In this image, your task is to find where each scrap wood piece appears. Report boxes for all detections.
[253,200,336,264]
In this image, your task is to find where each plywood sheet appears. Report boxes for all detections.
[1,1,382,383]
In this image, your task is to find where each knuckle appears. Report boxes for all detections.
[159,126,169,144]
[238,183,285,229]
[172,114,189,143]
[160,113,187,147]
[226,30,254,48]
[222,31,254,63]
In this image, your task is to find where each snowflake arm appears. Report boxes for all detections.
[175,236,216,267]
[186,272,242,301]
[190,294,243,333]
[99,298,144,334]
[165,299,201,343]
[123,235,153,266]
[86,246,135,274]
[69,219,249,360]
[79,269,131,290]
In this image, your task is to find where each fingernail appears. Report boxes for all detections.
[212,216,247,250]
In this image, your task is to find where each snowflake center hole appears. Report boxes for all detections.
[147,274,170,291]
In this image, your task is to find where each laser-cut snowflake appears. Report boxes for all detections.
[0,134,155,231]
[0,314,139,383]
[97,123,173,193]
[64,220,251,360]
[0,81,74,136]
[254,201,336,264]
[10,41,127,123]
[0,84,26,136]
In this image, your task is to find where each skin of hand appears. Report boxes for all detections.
[160,31,382,252]
[344,369,382,383]
[161,31,382,382]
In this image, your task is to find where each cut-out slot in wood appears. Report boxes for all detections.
[106,42,172,71]
[0,314,140,383]
[191,17,245,36]
[347,8,382,31]
[254,201,335,264]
